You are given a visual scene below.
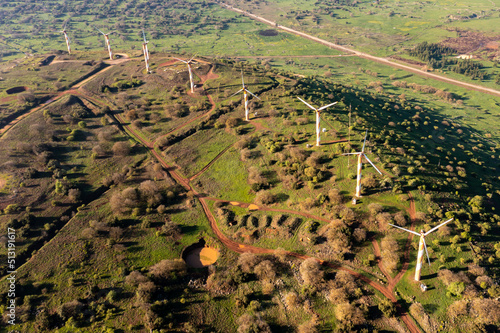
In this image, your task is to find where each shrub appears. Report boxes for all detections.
[149,259,187,281]
[238,252,259,273]
[112,142,131,156]
[255,191,276,205]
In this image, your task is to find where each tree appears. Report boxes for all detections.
[112,141,131,156]
[138,180,162,207]
[378,298,396,317]
[254,260,275,282]
[68,188,81,202]
[299,258,323,287]
[149,259,187,281]
[136,282,156,303]
[125,271,149,286]
[335,302,365,329]
[237,313,271,333]
[255,191,276,205]
[284,292,300,309]
[381,236,399,273]
[58,300,84,320]
[238,252,259,273]
[447,281,465,297]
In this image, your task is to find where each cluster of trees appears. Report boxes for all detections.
[110,180,164,215]
[409,42,456,62]
[408,42,486,79]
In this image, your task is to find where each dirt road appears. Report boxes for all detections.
[1,54,421,332]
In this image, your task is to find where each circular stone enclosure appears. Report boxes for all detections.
[182,239,219,268]
[259,29,279,37]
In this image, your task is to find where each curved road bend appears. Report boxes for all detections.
[220,2,500,98]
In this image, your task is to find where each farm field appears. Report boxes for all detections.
[0,0,499,332]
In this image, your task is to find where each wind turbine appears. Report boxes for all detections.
[95,27,113,60]
[297,97,337,146]
[142,30,150,73]
[343,130,382,198]
[174,55,197,93]
[231,71,260,121]
[389,218,453,281]
[61,24,71,54]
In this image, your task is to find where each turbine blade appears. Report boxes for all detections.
[94,26,105,35]
[246,89,260,100]
[362,129,368,152]
[174,57,188,64]
[142,29,147,43]
[188,53,197,63]
[389,223,421,236]
[424,218,453,236]
[423,237,431,267]
[342,152,360,156]
[317,101,338,111]
[229,88,244,98]
[297,97,317,111]
[363,154,382,175]
[241,70,245,87]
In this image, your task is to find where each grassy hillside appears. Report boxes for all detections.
[0,52,498,332]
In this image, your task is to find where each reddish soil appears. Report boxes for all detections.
[441,30,500,54]
[158,59,181,67]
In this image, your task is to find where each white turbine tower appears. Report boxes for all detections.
[61,24,71,54]
[142,30,150,73]
[231,71,260,121]
[95,27,113,60]
[174,55,197,93]
[389,218,453,281]
[343,130,382,198]
[297,97,337,146]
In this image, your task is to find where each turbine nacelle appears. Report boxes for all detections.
[230,71,260,121]
[296,96,337,146]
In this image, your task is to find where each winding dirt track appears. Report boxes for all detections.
[119,108,419,332]
[220,2,500,98]
[0,57,420,332]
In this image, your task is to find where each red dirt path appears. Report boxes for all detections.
[0,56,421,333]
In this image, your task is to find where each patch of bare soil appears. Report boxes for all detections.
[0,177,6,190]
[184,247,219,268]
[441,30,500,54]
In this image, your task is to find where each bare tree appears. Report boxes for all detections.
[112,141,131,156]
[238,252,259,273]
[149,259,187,280]
[254,260,275,282]
[299,258,323,287]
[237,313,271,333]
[139,180,162,207]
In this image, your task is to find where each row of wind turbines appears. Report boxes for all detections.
[58,26,456,283]
[59,25,152,72]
